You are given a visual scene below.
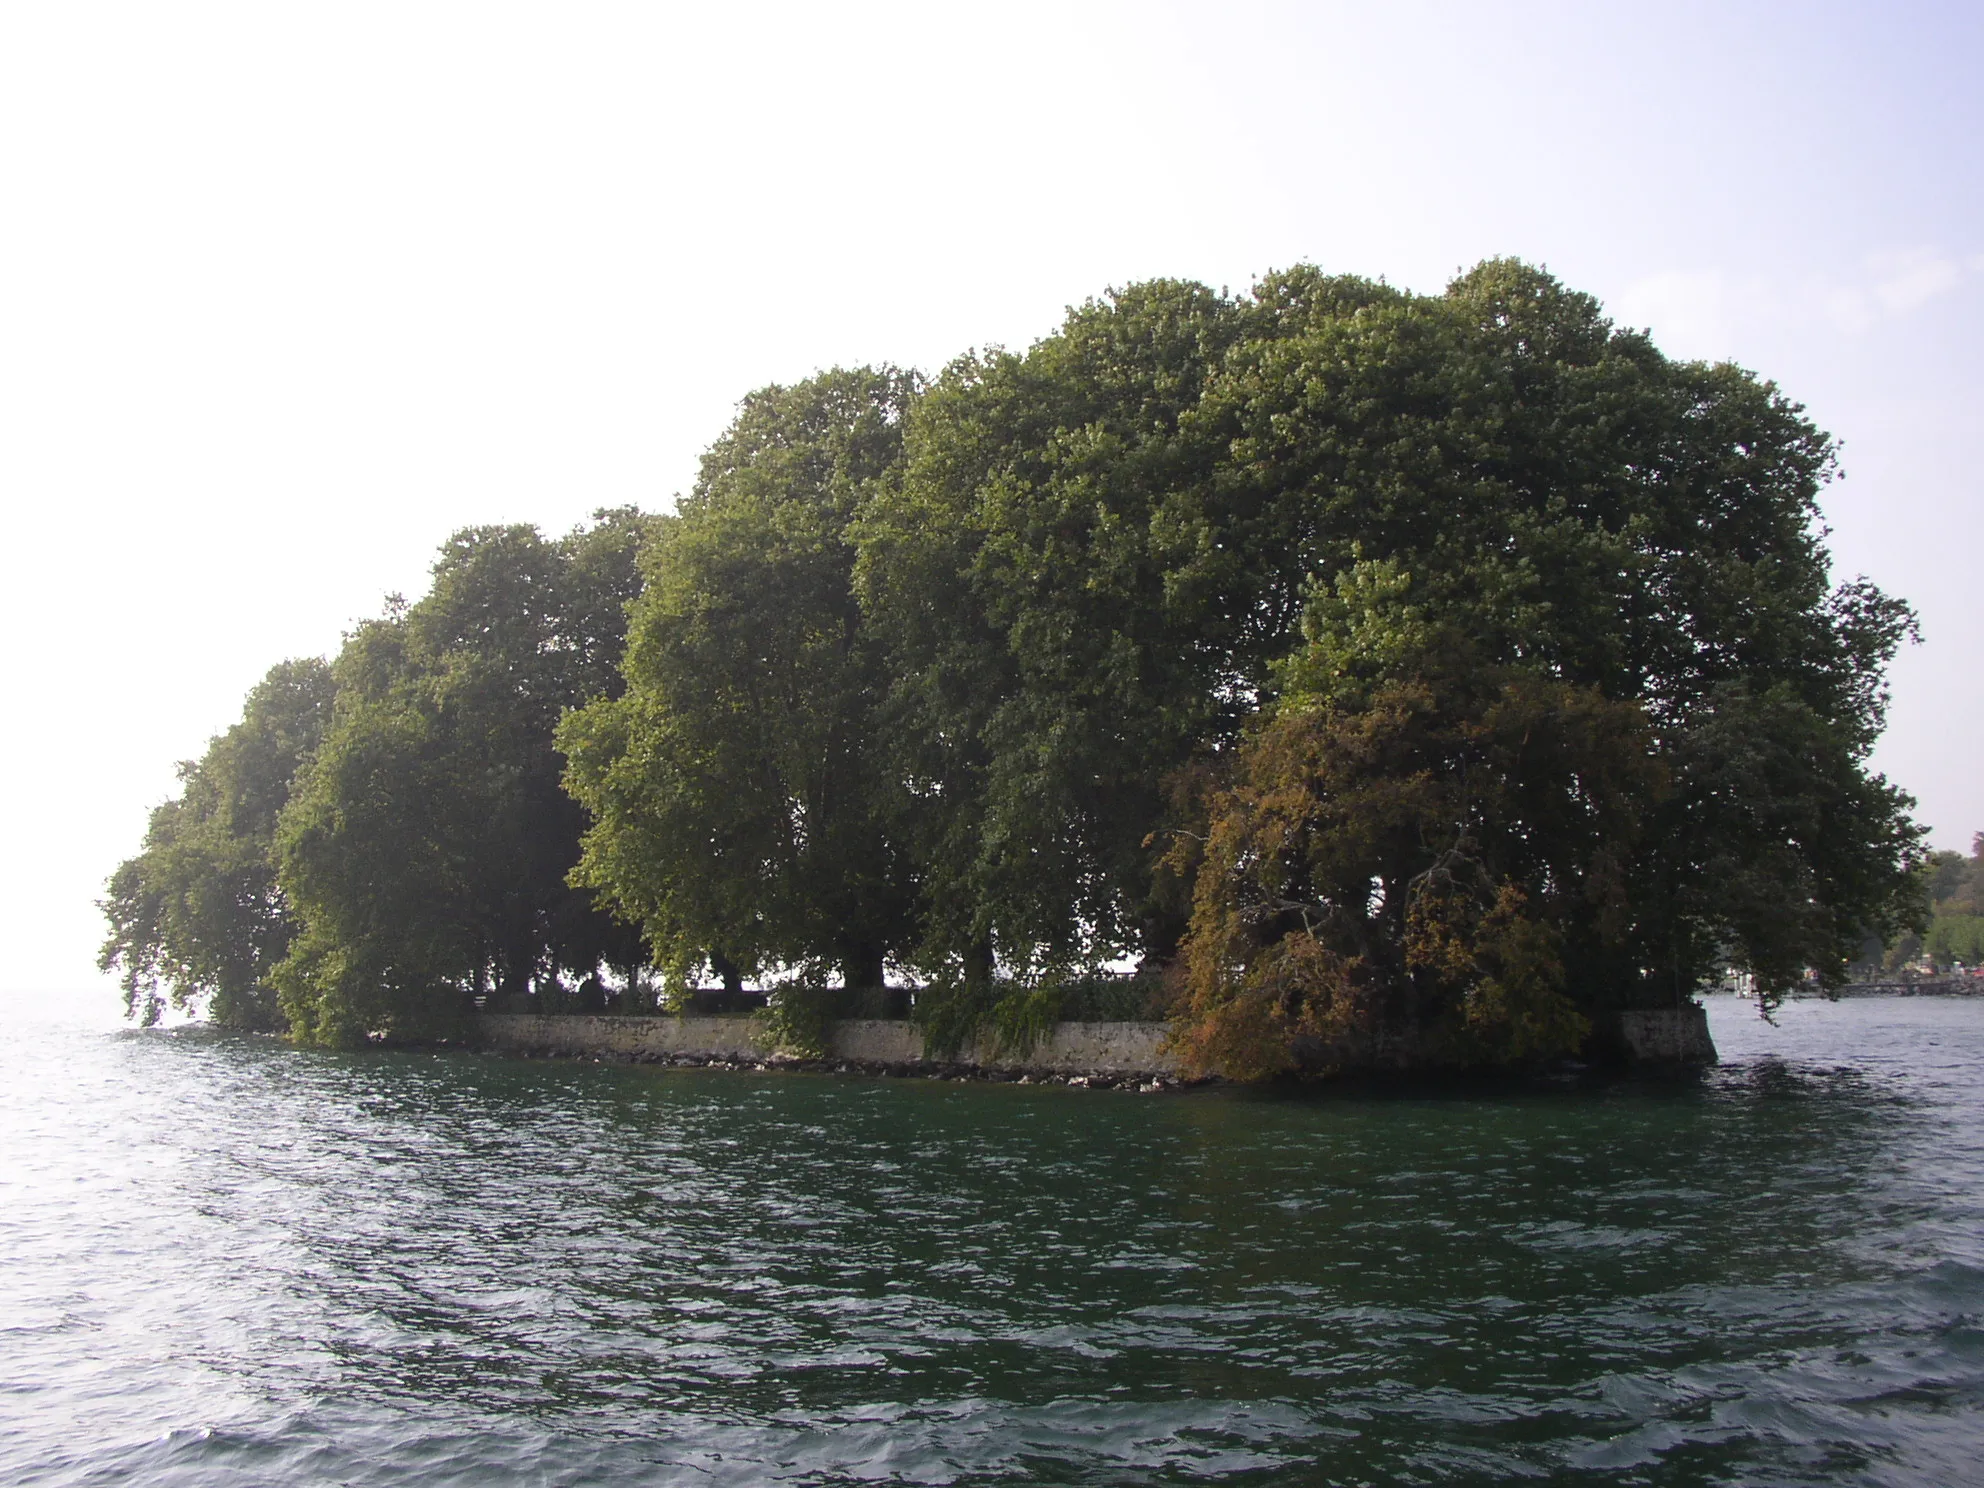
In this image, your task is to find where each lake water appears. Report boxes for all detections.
[3,995,1981,1486]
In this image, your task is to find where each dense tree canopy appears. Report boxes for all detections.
[104,512,650,1046]
[273,511,650,1044]
[561,370,923,998]
[1153,262,1923,1073]
[851,281,1252,989]
[106,260,1926,1074]
[849,261,1921,1068]
[100,659,336,1028]
[1882,835,1984,970]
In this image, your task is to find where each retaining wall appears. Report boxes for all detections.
[475,1004,1717,1078]
[1610,1005,1718,1065]
[477,1013,1183,1077]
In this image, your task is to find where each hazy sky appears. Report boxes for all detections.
[3,1,1978,999]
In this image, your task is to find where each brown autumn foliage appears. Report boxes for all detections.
[1166,669,1666,1079]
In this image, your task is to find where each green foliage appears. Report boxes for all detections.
[1926,914,1984,968]
[99,659,335,1028]
[1921,844,1980,911]
[855,281,1253,979]
[1160,260,1922,1072]
[562,370,922,995]
[1889,836,1984,969]
[109,260,1924,1083]
[757,982,837,1059]
[908,976,1047,1062]
[273,512,650,1045]
[913,971,1164,1060]
[846,259,1921,1069]
[1056,972,1169,1022]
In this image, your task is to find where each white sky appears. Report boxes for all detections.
[3,0,1978,1000]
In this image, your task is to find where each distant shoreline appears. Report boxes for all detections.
[1795,978,1984,998]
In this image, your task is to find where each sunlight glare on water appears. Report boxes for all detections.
[2,992,1981,1486]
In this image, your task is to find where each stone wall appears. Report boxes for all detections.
[476,1013,1184,1077]
[475,1003,1718,1078]
[1608,1004,1718,1065]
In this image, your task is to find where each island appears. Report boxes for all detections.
[101,261,1925,1081]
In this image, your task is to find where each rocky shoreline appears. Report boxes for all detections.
[502,1042,1190,1093]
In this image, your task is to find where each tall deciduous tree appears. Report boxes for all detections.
[273,511,649,1045]
[562,370,921,994]
[854,282,1253,985]
[1165,262,1923,1074]
[107,260,1924,1074]
[100,659,336,1028]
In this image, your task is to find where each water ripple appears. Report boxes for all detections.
[2,996,1982,1484]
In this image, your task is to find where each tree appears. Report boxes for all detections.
[1163,262,1923,1075]
[562,370,922,996]
[273,511,649,1045]
[1902,835,1984,969]
[99,659,335,1028]
[107,260,1924,1078]
[854,282,1254,986]
[1166,588,1667,1077]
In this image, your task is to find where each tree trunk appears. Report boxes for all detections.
[498,953,530,1008]
[709,951,745,999]
[1138,905,1189,971]
[964,934,995,991]
[839,943,886,993]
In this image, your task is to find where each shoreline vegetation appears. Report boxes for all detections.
[104,261,1930,1082]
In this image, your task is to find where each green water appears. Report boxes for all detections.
[3,995,1981,1484]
